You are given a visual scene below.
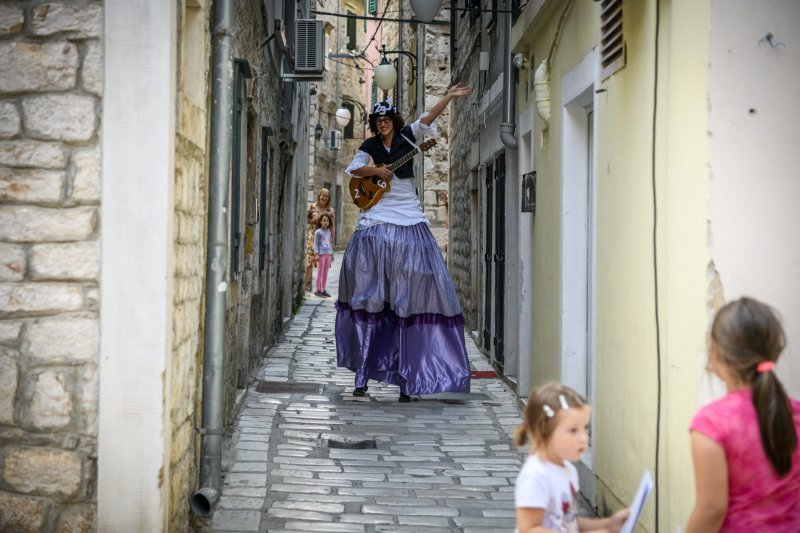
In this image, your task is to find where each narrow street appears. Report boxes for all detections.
[209,253,524,532]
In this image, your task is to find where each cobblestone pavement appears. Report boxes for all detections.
[210,252,527,533]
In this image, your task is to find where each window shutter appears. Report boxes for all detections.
[600,0,625,78]
[371,79,378,106]
[368,0,378,15]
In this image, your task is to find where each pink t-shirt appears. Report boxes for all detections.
[689,388,800,532]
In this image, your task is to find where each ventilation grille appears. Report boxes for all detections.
[295,19,325,72]
[600,0,625,79]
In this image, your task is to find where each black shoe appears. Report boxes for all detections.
[398,393,411,403]
[353,387,367,397]
[321,290,332,297]
[314,290,322,296]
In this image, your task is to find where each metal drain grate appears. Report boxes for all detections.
[323,437,377,450]
[255,381,324,394]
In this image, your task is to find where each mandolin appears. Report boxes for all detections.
[348,138,437,210]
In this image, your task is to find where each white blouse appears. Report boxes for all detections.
[344,115,437,230]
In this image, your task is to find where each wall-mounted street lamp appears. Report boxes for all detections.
[336,97,368,127]
[335,108,351,128]
[373,44,418,91]
[314,123,323,140]
[409,0,442,22]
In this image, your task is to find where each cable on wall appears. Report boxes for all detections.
[651,0,662,529]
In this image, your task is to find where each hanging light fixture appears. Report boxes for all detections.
[409,0,442,23]
[335,107,352,128]
[374,55,397,91]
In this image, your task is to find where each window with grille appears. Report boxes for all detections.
[600,0,624,79]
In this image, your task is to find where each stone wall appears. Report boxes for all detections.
[447,6,483,330]
[0,2,102,531]
[170,1,211,529]
[311,0,369,249]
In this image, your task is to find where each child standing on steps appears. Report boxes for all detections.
[686,296,800,532]
[313,214,334,298]
[514,382,629,533]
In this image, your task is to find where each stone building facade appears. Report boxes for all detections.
[0,1,310,531]
[0,2,103,530]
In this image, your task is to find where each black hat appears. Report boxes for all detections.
[369,101,396,120]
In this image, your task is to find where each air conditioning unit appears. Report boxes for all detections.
[328,130,341,150]
[295,19,324,73]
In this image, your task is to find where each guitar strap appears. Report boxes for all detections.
[400,133,421,152]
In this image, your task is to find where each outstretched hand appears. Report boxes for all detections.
[447,83,471,98]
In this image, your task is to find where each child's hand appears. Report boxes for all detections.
[608,508,631,532]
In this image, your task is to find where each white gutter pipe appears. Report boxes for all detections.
[500,0,518,150]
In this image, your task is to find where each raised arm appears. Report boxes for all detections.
[420,83,471,127]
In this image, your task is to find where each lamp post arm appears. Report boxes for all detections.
[380,45,418,84]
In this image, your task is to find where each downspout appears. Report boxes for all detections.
[500,0,518,150]
[190,0,235,516]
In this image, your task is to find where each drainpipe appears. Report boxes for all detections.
[190,0,234,516]
[500,0,518,150]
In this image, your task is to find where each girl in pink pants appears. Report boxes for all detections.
[313,214,334,298]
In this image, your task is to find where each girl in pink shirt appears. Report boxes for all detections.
[687,297,800,532]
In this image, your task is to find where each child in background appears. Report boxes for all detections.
[514,382,629,533]
[313,214,334,298]
[686,297,800,532]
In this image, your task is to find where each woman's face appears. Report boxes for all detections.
[319,191,330,205]
[375,115,394,137]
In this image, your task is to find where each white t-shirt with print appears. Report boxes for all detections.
[515,455,580,533]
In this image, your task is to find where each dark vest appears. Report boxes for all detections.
[358,126,416,179]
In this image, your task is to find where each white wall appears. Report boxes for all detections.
[99,1,176,529]
[708,0,800,396]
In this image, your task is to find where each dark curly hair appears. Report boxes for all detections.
[368,113,406,137]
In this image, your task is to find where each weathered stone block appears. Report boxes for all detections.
[423,190,437,206]
[0,490,48,532]
[0,347,18,425]
[27,316,98,364]
[0,102,21,139]
[0,5,24,36]
[0,206,96,242]
[0,321,22,344]
[22,95,97,142]
[31,3,102,38]
[0,243,26,281]
[0,283,84,315]
[0,41,78,94]
[71,146,100,202]
[27,370,72,429]
[30,241,99,280]
[0,167,64,203]
[57,503,95,533]
[81,40,102,96]
[0,140,69,169]
[2,446,82,500]
[77,364,97,436]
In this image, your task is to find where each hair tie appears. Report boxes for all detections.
[756,361,775,373]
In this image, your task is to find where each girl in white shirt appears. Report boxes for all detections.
[514,383,629,533]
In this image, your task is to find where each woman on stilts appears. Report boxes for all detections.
[335,84,472,402]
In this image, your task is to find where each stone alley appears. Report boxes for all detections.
[207,254,524,533]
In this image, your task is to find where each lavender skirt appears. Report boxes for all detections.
[335,223,470,395]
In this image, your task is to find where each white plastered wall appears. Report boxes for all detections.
[99,1,176,529]
[708,0,800,397]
